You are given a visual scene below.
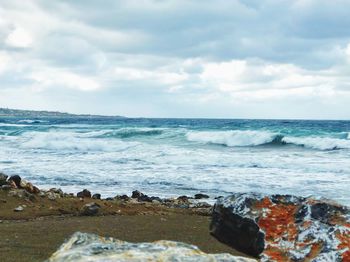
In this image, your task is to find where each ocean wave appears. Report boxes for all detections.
[18,119,48,124]
[282,136,350,150]
[79,128,164,139]
[186,130,350,150]
[0,123,27,127]
[186,130,279,147]
[21,131,139,151]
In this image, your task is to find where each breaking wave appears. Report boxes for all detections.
[282,136,350,150]
[186,130,350,150]
[79,128,164,139]
[186,130,280,147]
[21,131,139,152]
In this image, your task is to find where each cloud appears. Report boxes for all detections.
[0,0,349,118]
[5,27,33,48]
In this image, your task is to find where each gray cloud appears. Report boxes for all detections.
[0,0,350,118]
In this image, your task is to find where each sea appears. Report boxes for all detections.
[0,117,349,205]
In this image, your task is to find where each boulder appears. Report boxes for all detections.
[92,193,101,200]
[49,188,64,197]
[210,193,350,261]
[131,190,143,199]
[46,232,255,262]
[195,193,210,199]
[115,194,129,201]
[0,172,8,186]
[8,175,21,188]
[47,191,61,201]
[21,181,40,194]
[77,189,91,198]
[80,202,100,216]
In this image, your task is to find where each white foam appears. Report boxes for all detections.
[282,136,350,150]
[18,119,47,124]
[20,131,138,151]
[186,130,277,147]
[0,123,27,127]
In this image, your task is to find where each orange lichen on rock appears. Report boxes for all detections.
[255,197,298,243]
[263,247,291,262]
[305,242,323,260]
[337,229,350,261]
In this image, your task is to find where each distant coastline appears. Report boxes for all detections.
[0,108,125,119]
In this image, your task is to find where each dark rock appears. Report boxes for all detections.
[92,193,101,200]
[177,195,189,201]
[8,175,21,188]
[115,195,129,201]
[80,202,100,216]
[131,190,144,199]
[211,198,264,257]
[195,193,210,199]
[77,189,91,198]
[150,196,162,203]
[105,197,114,201]
[210,193,350,261]
[0,172,8,186]
[137,194,152,202]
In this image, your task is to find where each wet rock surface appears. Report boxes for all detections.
[46,232,255,262]
[210,193,350,261]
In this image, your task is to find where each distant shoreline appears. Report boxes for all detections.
[0,108,125,119]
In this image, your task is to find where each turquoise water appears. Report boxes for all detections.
[0,117,349,204]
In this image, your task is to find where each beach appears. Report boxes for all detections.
[0,180,248,262]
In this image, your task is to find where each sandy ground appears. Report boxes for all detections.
[0,214,251,262]
[0,190,251,262]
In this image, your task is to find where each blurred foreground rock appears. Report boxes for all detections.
[210,193,350,261]
[46,232,255,262]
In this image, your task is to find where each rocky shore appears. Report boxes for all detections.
[1,172,350,261]
[0,172,214,220]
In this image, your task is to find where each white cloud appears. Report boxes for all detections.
[30,70,100,91]
[5,27,33,48]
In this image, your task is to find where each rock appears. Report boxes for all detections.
[92,193,101,200]
[21,181,40,194]
[210,193,350,261]
[77,189,91,198]
[190,202,212,208]
[80,202,100,216]
[105,197,114,201]
[14,205,24,212]
[47,191,60,201]
[131,190,143,199]
[8,189,29,199]
[115,195,129,201]
[177,195,190,201]
[1,185,12,191]
[0,172,8,186]
[46,232,255,262]
[195,193,210,199]
[49,188,64,197]
[8,175,21,188]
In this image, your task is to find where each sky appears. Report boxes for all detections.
[0,0,350,119]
